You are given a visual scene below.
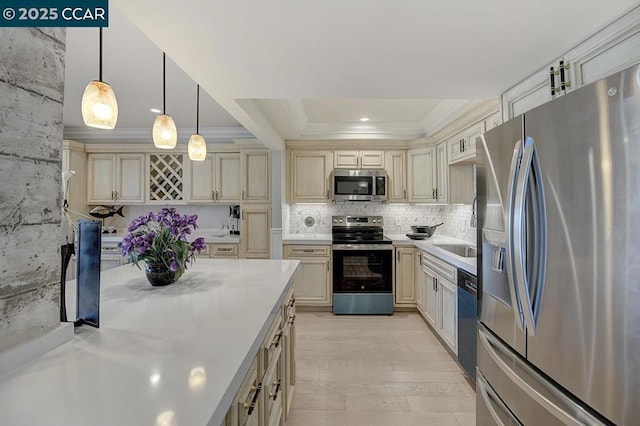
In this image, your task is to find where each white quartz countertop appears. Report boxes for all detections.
[282,233,333,245]
[0,259,299,426]
[387,234,477,275]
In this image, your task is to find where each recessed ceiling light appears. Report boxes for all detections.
[150,108,161,114]
[359,117,370,122]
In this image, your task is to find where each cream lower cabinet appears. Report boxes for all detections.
[87,153,145,204]
[421,252,458,355]
[283,245,331,306]
[394,247,416,307]
[241,206,271,259]
[288,150,333,203]
[225,287,296,426]
[415,251,425,314]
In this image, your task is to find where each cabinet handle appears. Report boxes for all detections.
[111,191,114,200]
[435,188,438,199]
[403,189,407,199]
[241,210,244,220]
[211,190,215,200]
[432,189,436,199]
[326,189,330,200]
[243,383,262,415]
[241,189,245,200]
[288,314,296,325]
[269,379,281,400]
[288,297,296,308]
[549,66,556,96]
[216,190,219,200]
[559,60,568,91]
[397,251,400,261]
[270,331,283,348]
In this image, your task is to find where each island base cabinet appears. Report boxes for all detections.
[282,287,296,420]
[225,280,297,426]
[225,357,261,426]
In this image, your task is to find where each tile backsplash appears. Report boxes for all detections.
[286,202,476,243]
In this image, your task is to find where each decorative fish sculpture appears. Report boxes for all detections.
[89,205,125,219]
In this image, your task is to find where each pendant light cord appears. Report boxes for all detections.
[98,27,103,82]
[196,84,200,134]
[162,52,166,115]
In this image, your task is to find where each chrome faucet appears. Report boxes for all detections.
[470,196,477,228]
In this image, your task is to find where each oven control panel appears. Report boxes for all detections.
[332,216,383,227]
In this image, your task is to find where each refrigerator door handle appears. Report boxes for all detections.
[513,137,547,336]
[478,325,604,426]
[505,139,525,330]
[477,372,522,426]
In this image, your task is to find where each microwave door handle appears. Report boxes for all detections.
[505,138,525,331]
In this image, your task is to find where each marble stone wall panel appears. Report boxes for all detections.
[0,28,65,103]
[0,283,59,353]
[0,27,65,351]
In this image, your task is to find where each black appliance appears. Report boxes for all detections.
[457,268,477,382]
[332,216,393,314]
[333,170,387,202]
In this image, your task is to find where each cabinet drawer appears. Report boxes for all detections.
[263,352,283,426]
[211,244,238,257]
[234,356,261,426]
[284,245,330,257]
[261,314,283,376]
[282,287,296,324]
[422,252,457,283]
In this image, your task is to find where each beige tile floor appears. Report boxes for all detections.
[286,312,476,426]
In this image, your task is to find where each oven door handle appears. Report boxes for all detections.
[332,244,393,251]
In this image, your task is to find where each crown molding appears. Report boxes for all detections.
[63,126,253,144]
[286,139,409,150]
[62,140,86,152]
[428,99,500,142]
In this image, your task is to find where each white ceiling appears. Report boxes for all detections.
[67,1,639,148]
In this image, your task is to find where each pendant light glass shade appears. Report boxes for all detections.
[152,114,178,149]
[153,52,177,149]
[188,134,207,161]
[188,84,207,161]
[82,28,118,129]
[81,81,118,129]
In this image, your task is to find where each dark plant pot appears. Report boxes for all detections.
[145,263,178,287]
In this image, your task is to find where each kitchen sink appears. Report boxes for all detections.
[435,244,477,258]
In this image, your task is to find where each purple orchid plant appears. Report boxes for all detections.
[119,208,206,278]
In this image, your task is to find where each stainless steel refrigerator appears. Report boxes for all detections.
[476,64,640,425]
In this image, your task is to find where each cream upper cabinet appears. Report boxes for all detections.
[484,111,503,132]
[188,155,215,202]
[240,205,270,259]
[448,122,484,164]
[384,150,407,203]
[289,150,333,203]
[284,245,331,306]
[216,153,242,203]
[394,247,416,306]
[334,150,384,169]
[87,154,115,204]
[241,150,270,203]
[436,142,448,203]
[407,146,436,203]
[502,6,640,121]
[188,153,241,203]
[88,153,144,204]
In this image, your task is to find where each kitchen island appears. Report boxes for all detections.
[0,259,299,426]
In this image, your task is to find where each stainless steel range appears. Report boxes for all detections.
[332,216,393,315]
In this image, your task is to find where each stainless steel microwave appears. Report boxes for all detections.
[333,169,387,202]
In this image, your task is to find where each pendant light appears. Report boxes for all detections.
[188,84,207,161]
[81,28,118,129]
[152,52,177,149]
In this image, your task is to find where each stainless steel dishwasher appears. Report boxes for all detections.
[457,268,477,382]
